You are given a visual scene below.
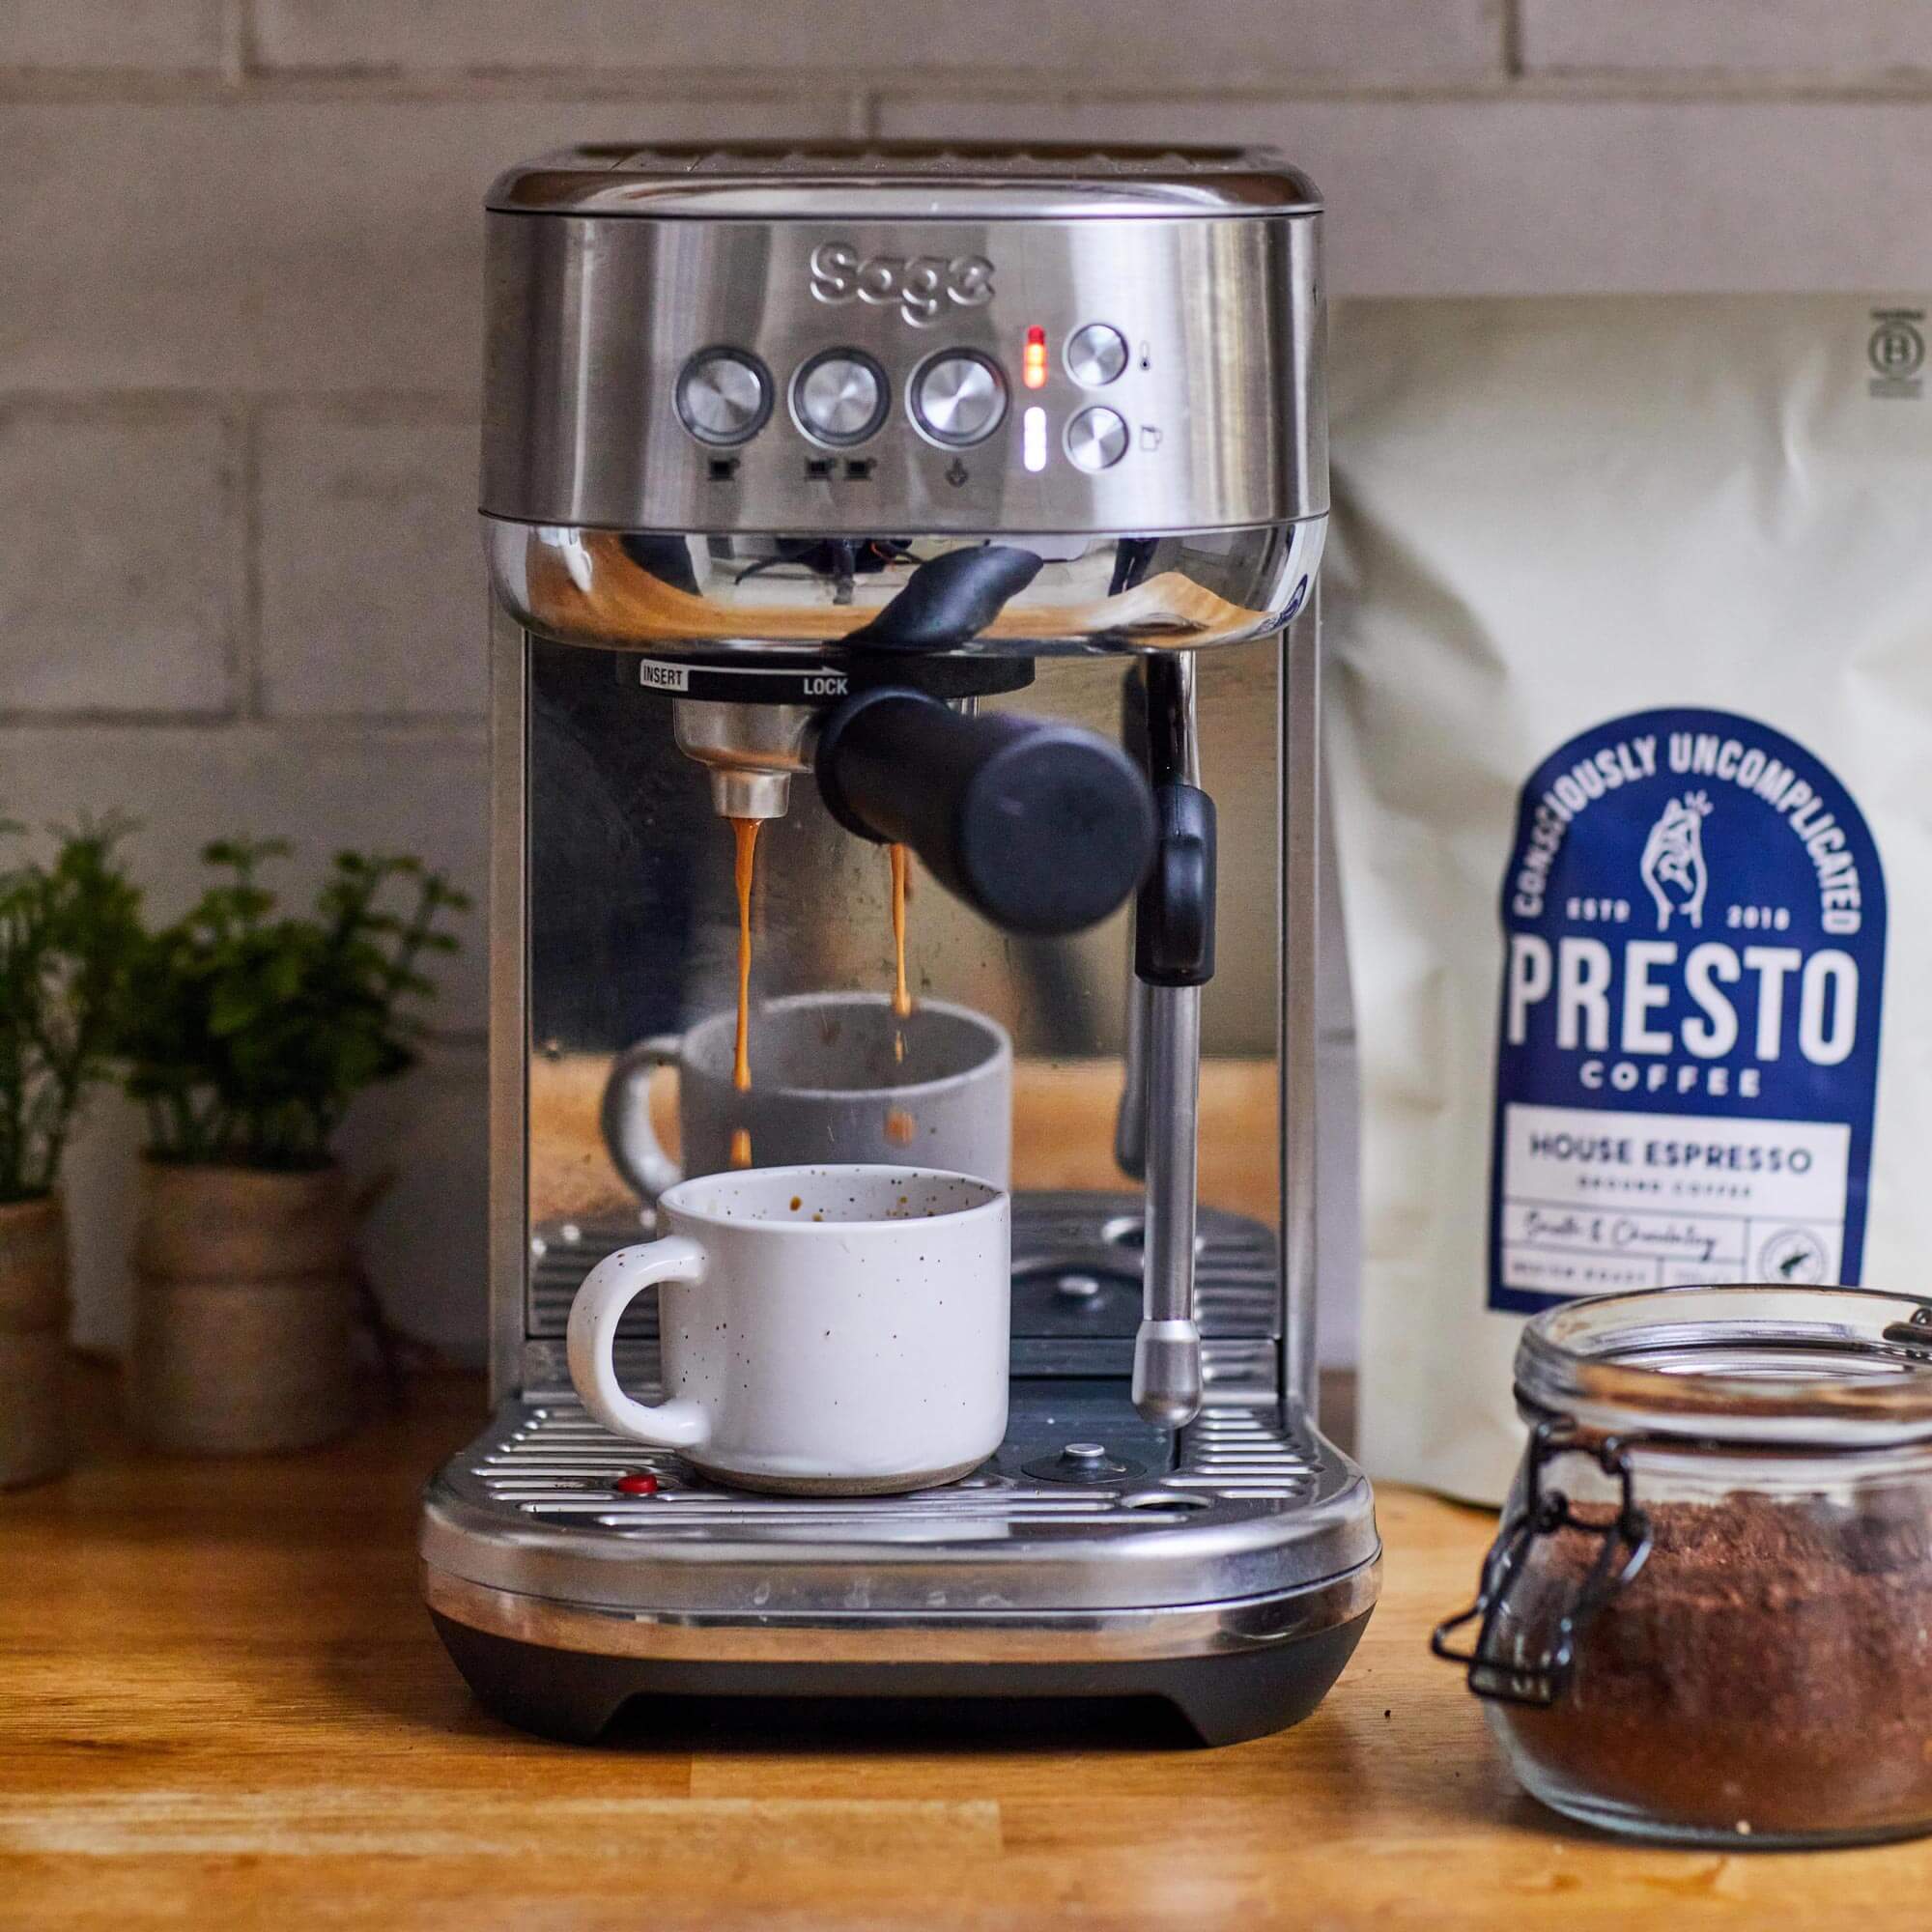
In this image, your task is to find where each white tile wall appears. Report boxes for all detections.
[1520,1,1932,82]
[258,405,484,719]
[250,0,1505,84]
[5,0,1927,1368]
[0,401,239,717]
[0,2,228,73]
[878,95,1932,294]
[0,99,859,397]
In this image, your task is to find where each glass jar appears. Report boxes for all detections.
[1435,1284,1932,1848]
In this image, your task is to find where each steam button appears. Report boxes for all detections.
[1065,406,1129,472]
[1067,323,1128,387]
[675,349,771,446]
[911,350,1008,446]
[793,350,889,446]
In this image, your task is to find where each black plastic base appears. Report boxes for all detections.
[430,1607,1371,1749]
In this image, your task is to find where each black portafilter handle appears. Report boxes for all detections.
[815,688,1157,937]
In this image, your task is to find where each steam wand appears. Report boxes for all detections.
[1128,654,1215,1428]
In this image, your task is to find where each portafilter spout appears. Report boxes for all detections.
[670,698,818,821]
[668,545,1056,824]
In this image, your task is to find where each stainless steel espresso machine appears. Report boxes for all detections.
[420,143,1379,1746]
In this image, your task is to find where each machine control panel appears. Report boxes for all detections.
[483,206,1322,534]
[676,324,1137,471]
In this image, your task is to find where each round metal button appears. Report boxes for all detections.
[674,349,771,446]
[1066,323,1128,387]
[792,349,889,446]
[911,350,1008,447]
[1065,406,1129,472]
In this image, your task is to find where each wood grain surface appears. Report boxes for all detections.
[5,1367,1931,1930]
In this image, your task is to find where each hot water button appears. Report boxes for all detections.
[675,349,771,446]
[910,350,1008,447]
[1065,406,1128,472]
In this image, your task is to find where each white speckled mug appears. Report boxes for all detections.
[566,1163,1009,1495]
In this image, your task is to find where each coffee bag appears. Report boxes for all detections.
[1328,296,1932,1503]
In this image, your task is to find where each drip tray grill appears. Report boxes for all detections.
[448,1386,1327,1546]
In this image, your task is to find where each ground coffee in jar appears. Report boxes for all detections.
[1436,1284,1932,1847]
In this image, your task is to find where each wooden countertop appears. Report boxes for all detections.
[7,1369,1931,1930]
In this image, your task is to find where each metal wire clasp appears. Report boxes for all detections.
[1430,1417,1653,1708]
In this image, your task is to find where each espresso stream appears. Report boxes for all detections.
[723,828,918,1172]
[728,816,759,1169]
[885,843,917,1145]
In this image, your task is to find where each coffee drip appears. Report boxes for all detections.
[886,842,918,1145]
[724,827,923,1173]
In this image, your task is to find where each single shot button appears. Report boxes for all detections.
[675,350,770,446]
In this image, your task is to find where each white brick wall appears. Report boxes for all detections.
[249,0,1504,84]
[0,400,239,717]
[6,0,1927,1367]
[258,405,483,719]
[1520,2,1932,82]
[0,2,228,74]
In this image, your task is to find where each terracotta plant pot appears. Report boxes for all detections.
[0,1193,72,1489]
[129,1161,359,1455]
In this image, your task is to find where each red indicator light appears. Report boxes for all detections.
[1023,326,1048,389]
[615,1470,660,1495]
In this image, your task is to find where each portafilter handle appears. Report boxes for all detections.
[814,688,1155,938]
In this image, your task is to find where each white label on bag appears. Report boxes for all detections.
[1497,1102,1848,1294]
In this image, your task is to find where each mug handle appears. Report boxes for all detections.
[566,1236,711,1448]
[601,1035,683,1204]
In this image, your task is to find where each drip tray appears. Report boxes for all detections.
[420,1381,1380,1745]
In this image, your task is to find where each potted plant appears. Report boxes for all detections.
[118,840,467,1454]
[0,819,142,1487]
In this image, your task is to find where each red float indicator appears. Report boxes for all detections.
[1023,326,1048,389]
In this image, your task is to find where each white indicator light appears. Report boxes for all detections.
[1022,406,1047,472]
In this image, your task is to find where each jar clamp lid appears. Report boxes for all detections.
[1435,1282,1932,1711]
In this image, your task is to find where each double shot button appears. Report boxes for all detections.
[792,350,890,447]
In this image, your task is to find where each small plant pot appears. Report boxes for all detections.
[129,1161,359,1455]
[0,1194,72,1489]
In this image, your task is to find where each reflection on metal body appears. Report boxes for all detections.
[484,522,1322,660]
[488,603,529,1408]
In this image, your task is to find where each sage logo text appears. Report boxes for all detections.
[809,243,994,324]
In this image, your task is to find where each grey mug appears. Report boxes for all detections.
[601,990,1012,1202]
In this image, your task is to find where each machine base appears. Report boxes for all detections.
[430,1606,1372,1748]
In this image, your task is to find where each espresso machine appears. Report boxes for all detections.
[420,143,1379,1745]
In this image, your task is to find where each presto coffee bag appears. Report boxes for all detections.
[1328,296,1932,1503]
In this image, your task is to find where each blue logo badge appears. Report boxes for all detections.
[1488,708,1887,1314]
